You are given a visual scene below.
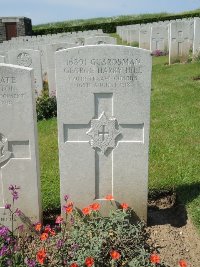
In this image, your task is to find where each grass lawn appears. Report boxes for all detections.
[37,52,200,231]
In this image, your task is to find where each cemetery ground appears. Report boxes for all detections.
[38,55,200,266]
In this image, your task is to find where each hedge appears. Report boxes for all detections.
[32,12,200,35]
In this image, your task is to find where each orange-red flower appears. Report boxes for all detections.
[40,233,48,241]
[179,259,187,267]
[70,263,78,267]
[37,248,46,265]
[105,194,114,200]
[82,207,91,215]
[121,203,129,210]
[35,222,41,231]
[85,257,94,267]
[90,203,100,211]
[150,253,160,264]
[55,215,63,224]
[110,250,121,260]
[66,202,73,214]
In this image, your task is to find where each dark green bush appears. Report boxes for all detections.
[32,12,200,35]
[36,81,57,121]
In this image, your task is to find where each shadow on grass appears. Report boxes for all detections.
[148,182,200,228]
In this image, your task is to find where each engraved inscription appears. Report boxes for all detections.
[17,52,32,67]
[63,57,142,89]
[0,76,26,105]
[86,111,120,154]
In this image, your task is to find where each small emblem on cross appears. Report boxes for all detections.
[86,111,120,154]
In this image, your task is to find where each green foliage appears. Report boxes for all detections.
[32,10,200,35]
[193,51,200,62]
[36,81,57,121]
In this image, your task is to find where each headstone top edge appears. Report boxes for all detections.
[55,45,152,55]
[0,63,33,71]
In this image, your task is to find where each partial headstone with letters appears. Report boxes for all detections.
[55,45,152,220]
[0,64,41,228]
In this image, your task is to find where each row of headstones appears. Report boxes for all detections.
[0,31,117,96]
[117,17,200,64]
[0,44,152,228]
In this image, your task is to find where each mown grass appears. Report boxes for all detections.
[37,54,200,231]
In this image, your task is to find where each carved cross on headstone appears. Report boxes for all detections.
[63,93,144,199]
[0,133,29,208]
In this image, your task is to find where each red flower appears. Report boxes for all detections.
[150,253,160,264]
[70,263,78,267]
[82,206,91,215]
[37,248,46,265]
[105,194,114,200]
[40,233,48,241]
[90,203,100,211]
[44,225,51,233]
[85,257,94,267]
[179,259,187,267]
[120,203,129,210]
[110,250,121,260]
[55,215,63,224]
[35,222,41,231]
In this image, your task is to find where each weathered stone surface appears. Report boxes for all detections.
[193,17,200,55]
[0,64,41,228]
[0,55,5,63]
[55,45,152,220]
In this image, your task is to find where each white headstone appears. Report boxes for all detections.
[55,45,152,220]
[0,64,41,228]
[8,49,43,96]
[139,25,151,50]
[150,25,169,52]
[169,21,191,64]
[193,17,200,55]
[46,42,79,95]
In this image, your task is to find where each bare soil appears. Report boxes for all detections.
[147,191,200,267]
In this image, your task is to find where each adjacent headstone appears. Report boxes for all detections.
[0,64,41,228]
[150,25,169,52]
[46,42,79,95]
[8,49,43,96]
[56,45,152,220]
[84,36,117,45]
[139,25,151,50]
[193,17,200,55]
[169,21,191,64]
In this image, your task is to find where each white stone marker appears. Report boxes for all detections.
[56,45,152,220]
[169,21,191,64]
[193,17,200,55]
[150,25,169,52]
[46,42,79,95]
[8,49,43,96]
[0,64,41,228]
